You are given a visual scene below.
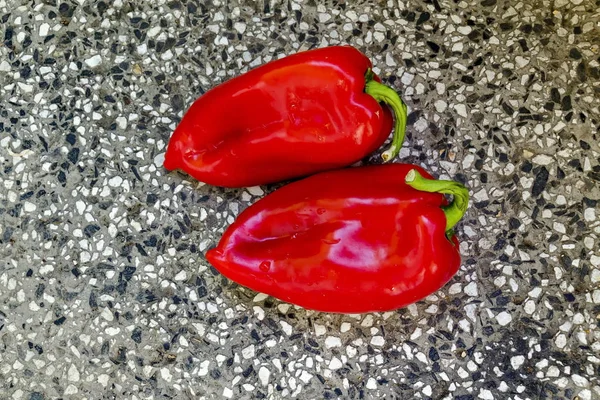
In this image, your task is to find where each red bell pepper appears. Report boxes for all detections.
[163,46,408,187]
[206,164,470,313]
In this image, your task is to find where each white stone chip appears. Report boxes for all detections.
[496,311,512,326]
[234,22,246,34]
[108,176,123,187]
[247,186,264,196]
[479,389,494,399]
[370,336,385,346]
[161,367,172,382]
[39,23,50,37]
[0,60,11,72]
[457,26,472,35]
[584,208,596,222]
[532,154,554,165]
[329,357,343,370]
[23,201,36,212]
[242,345,255,359]
[98,374,109,387]
[401,73,414,85]
[366,377,377,389]
[85,55,103,68]
[434,100,447,112]
[314,324,326,336]
[299,370,312,383]
[105,327,120,336]
[258,366,270,386]
[280,320,292,336]
[515,56,530,68]
[454,104,468,118]
[68,364,80,382]
[511,355,525,369]
[578,389,592,400]
[319,13,331,23]
[101,307,113,321]
[148,26,161,37]
[524,300,536,314]
[572,374,589,387]
[65,385,78,395]
[555,334,567,348]
[464,282,478,296]
[385,53,396,66]
[154,152,165,167]
[325,336,342,348]
[174,270,187,281]
[18,82,33,93]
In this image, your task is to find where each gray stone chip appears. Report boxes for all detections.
[0,0,599,399]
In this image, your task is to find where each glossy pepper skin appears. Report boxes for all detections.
[163,46,408,187]
[206,164,470,313]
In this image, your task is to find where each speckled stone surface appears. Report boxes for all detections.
[1,0,599,399]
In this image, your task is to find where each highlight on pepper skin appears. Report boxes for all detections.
[162,45,408,188]
[205,163,470,313]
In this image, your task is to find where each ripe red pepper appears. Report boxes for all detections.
[163,46,408,187]
[206,164,470,313]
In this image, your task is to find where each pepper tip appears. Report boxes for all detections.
[405,169,417,183]
[381,149,396,163]
[163,153,175,171]
[163,140,182,171]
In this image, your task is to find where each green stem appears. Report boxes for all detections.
[405,169,470,233]
[364,69,408,162]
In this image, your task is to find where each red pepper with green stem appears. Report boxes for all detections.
[206,164,470,313]
[163,46,408,187]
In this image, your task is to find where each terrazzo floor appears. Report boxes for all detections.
[1,0,599,399]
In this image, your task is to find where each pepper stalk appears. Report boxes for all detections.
[405,169,470,235]
[364,69,408,162]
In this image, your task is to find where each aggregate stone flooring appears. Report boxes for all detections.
[1,0,599,399]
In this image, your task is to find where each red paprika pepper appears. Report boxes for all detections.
[206,164,470,313]
[163,46,408,187]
